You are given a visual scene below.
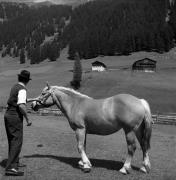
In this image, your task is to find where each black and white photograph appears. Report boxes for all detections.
[0,0,175,179]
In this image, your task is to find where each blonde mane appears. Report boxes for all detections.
[52,86,92,99]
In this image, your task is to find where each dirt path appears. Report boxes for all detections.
[0,113,176,180]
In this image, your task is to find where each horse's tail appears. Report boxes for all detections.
[140,99,152,150]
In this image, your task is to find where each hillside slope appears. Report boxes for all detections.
[1,48,176,113]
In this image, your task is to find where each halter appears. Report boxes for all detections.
[38,90,53,105]
[37,89,59,107]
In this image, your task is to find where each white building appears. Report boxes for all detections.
[92,61,107,72]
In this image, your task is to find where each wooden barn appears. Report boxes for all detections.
[92,61,107,72]
[132,58,157,72]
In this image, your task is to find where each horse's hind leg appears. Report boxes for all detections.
[135,125,151,173]
[75,128,92,172]
[120,129,136,175]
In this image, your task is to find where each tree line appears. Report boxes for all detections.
[0,0,176,63]
[62,0,176,59]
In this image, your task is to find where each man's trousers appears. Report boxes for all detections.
[4,110,23,170]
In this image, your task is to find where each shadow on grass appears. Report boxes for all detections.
[23,154,140,172]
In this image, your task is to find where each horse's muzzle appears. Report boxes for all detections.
[31,101,39,111]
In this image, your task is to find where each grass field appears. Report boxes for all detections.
[0,49,176,179]
[0,112,176,180]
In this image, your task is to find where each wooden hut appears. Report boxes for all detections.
[132,58,157,72]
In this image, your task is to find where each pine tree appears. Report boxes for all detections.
[20,48,25,64]
[70,52,82,89]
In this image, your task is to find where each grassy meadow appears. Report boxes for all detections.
[0,49,176,180]
[1,48,176,113]
[0,113,176,180]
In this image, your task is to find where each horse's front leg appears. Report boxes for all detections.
[75,128,92,172]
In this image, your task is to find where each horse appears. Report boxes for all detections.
[31,83,152,175]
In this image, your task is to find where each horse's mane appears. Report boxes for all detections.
[52,86,92,99]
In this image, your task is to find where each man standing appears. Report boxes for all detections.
[4,70,32,176]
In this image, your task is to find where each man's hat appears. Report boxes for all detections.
[18,70,31,81]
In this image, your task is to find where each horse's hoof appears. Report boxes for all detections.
[119,166,131,175]
[125,167,132,174]
[78,161,91,173]
[78,160,92,168]
[82,164,91,173]
[145,163,151,173]
[145,166,151,173]
[119,167,127,175]
[88,162,92,167]
[82,167,91,173]
[78,160,84,168]
[140,164,150,174]
[140,166,147,173]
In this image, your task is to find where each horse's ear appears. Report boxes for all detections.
[46,81,51,90]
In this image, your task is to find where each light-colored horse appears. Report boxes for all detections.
[31,83,152,174]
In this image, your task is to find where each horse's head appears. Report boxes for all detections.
[31,82,55,111]
[31,83,88,112]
